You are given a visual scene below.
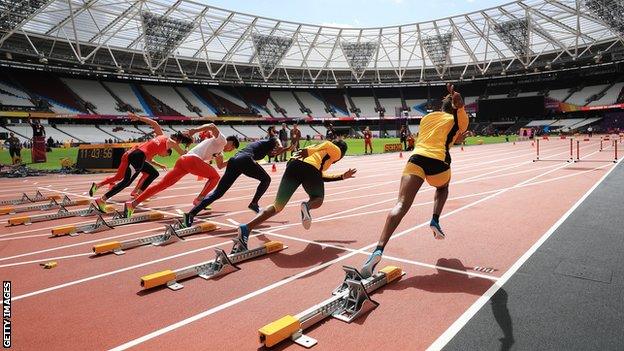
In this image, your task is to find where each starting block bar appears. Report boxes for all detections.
[93,222,218,255]
[140,240,286,290]
[259,266,404,349]
[0,191,60,206]
[0,195,89,215]
[51,211,164,237]
[8,203,115,226]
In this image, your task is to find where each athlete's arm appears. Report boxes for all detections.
[214,153,227,169]
[129,113,164,136]
[294,141,330,159]
[188,123,220,138]
[322,168,357,182]
[170,140,186,156]
[149,159,168,171]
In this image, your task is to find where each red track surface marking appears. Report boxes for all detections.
[0,139,616,350]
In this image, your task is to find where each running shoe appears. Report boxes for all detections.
[248,203,260,214]
[430,218,446,240]
[234,224,250,252]
[181,212,194,228]
[361,249,383,278]
[94,198,107,213]
[89,183,98,197]
[300,202,312,229]
[123,202,135,218]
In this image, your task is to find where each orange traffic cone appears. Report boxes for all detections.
[531,141,535,147]
[399,151,403,158]
[460,145,464,151]
[513,141,516,145]
[272,164,277,172]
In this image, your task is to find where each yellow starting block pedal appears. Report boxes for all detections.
[93,221,218,255]
[140,240,286,290]
[8,203,114,226]
[0,195,88,215]
[258,265,404,348]
[51,211,164,237]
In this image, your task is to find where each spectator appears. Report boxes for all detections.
[28,118,45,137]
[326,123,336,141]
[407,133,415,151]
[399,125,408,151]
[363,126,373,154]
[278,123,289,162]
[7,132,21,164]
[290,123,301,155]
[47,136,54,148]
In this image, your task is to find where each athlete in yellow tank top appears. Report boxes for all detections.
[361,84,470,278]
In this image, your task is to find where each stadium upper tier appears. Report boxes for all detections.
[0,0,623,85]
[1,66,623,119]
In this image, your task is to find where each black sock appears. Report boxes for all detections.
[374,245,385,253]
[432,214,440,222]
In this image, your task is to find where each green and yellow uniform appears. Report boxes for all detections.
[403,108,469,187]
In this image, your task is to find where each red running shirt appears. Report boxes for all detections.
[138,135,169,159]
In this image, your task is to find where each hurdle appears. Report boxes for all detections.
[140,239,286,290]
[92,221,218,255]
[258,266,404,348]
[574,139,618,163]
[51,211,165,237]
[533,138,573,162]
[0,196,90,215]
[0,191,60,206]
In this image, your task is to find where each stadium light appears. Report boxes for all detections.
[141,12,193,71]
[251,34,294,80]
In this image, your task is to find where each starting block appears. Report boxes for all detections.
[258,265,404,348]
[7,203,114,226]
[0,195,89,215]
[51,211,164,237]
[92,221,218,255]
[140,240,286,290]
[0,191,60,206]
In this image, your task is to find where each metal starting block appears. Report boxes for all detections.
[140,240,286,290]
[50,211,165,237]
[0,195,89,215]
[92,221,218,255]
[258,265,404,349]
[8,203,115,226]
[0,191,60,206]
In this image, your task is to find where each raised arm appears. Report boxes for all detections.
[187,123,220,138]
[129,113,163,136]
[322,168,357,182]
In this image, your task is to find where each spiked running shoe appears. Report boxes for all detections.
[361,249,383,278]
[430,218,446,240]
[89,183,99,197]
[300,202,312,229]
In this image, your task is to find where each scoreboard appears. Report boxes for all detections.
[76,143,137,171]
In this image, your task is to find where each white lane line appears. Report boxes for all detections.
[0,253,93,268]
[425,158,622,351]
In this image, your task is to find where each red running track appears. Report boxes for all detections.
[0,138,618,350]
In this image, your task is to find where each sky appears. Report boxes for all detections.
[201,0,512,28]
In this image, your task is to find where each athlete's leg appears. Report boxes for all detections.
[138,162,159,191]
[186,156,220,200]
[361,172,423,278]
[184,160,242,225]
[131,160,186,207]
[101,150,145,200]
[239,157,271,208]
[299,169,325,229]
[243,161,301,234]
[427,168,451,239]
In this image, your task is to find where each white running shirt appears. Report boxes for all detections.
[187,133,227,161]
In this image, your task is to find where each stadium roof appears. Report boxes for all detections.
[0,0,623,85]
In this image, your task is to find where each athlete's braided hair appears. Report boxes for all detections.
[332,139,348,159]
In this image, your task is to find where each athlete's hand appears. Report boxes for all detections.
[293,149,309,159]
[159,165,168,171]
[128,112,140,122]
[342,168,357,179]
[454,131,470,145]
[447,83,464,109]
